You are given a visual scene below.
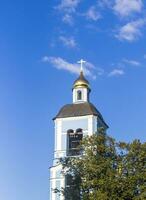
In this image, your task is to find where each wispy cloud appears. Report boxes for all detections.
[57,0,81,13]
[85,61,104,76]
[62,14,74,25]
[85,6,101,21]
[123,58,141,66]
[108,69,125,77]
[59,36,77,48]
[98,0,113,8]
[42,56,100,79]
[113,0,143,17]
[115,19,145,42]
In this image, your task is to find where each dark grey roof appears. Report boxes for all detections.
[53,102,108,128]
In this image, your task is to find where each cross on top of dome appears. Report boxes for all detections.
[77,59,86,72]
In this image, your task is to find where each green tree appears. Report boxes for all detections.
[57,129,146,200]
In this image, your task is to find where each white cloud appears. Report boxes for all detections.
[98,0,114,8]
[113,0,143,17]
[85,61,104,76]
[85,6,101,21]
[96,68,105,76]
[108,69,125,77]
[123,59,141,66]
[115,19,145,41]
[62,14,74,25]
[59,36,77,48]
[42,56,99,79]
[57,0,81,13]
[56,1,81,26]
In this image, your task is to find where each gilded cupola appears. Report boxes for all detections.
[73,71,90,90]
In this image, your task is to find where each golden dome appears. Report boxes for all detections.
[73,71,90,90]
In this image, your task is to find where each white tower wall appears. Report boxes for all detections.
[73,88,89,103]
[50,115,100,200]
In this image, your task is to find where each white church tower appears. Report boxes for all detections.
[50,60,108,200]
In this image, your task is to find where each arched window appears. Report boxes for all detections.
[76,128,83,133]
[67,129,74,134]
[77,90,82,100]
[67,128,83,156]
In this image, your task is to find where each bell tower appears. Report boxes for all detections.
[49,60,108,200]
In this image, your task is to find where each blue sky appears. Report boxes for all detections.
[0,0,146,200]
